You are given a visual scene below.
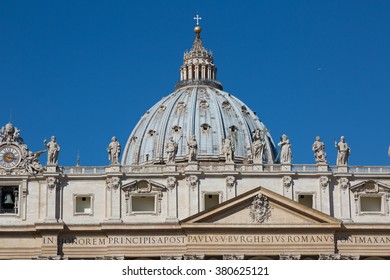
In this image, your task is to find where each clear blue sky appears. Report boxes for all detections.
[0,0,389,166]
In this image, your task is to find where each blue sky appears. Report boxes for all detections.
[0,0,389,166]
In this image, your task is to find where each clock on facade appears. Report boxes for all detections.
[0,145,22,169]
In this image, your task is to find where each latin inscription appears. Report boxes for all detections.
[42,235,390,246]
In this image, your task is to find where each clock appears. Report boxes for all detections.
[0,145,22,169]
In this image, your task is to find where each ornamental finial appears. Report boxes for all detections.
[194,14,202,35]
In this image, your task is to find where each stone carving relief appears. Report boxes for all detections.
[226,176,236,189]
[318,254,358,260]
[186,175,198,190]
[106,177,121,190]
[161,256,182,260]
[338,177,350,190]
[166,177,177,191]
[47,177,59,192]
[0,123,45,175]
[282,176,293,189]
[0,123,23,143]
[279,254,301,260]
[183,254,204,260]
[249,194,271,223]
[318,254,341,260]
[319,176,330,190]
[223,255,244,260]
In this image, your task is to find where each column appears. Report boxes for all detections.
[201,65,206,79]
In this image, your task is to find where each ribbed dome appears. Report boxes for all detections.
[122,86,277,165]
[122,22,277,165]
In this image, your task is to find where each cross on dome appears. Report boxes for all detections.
[194,14,202,26]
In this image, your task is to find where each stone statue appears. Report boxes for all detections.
[0,123,23,143]
[278,134,292,164]
[187,135,198,162]
[251,129,265,164]
[107,136,121,164]
[44,136,60,165]
[312,136,327,163]
[335,136,350,165]
[165,136,178,163]
[222,137,234,163]
[24,150,45,174]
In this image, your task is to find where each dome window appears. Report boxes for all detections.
[159,106,166,112]
[172,125,182,133]
[148,130,156,137]
[201,123,211,133]
[176,102,186,112]
[131,136,138,143]
[199,100,209,109]
[229,125,238,133]
[222,101,231,110]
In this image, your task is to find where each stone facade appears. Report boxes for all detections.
[0,21,389,260]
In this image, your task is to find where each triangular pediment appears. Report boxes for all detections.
[181,187,341,228]
[350,180,390,193]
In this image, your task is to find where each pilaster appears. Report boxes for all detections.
[43,165,61,223]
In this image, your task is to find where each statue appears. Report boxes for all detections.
[187,135,198,162]
[165,136,178,163]
[44,136,60,165]
[278,134,292,164]
[251,129,265,164]
[222,137,234,163]
[335,136,350,165]
[312,136,327,163]
[0,123,23,143]
[107,136,121,164]
[24,150,45,174]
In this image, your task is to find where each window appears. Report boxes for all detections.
[360,196,382,213]
[204,193,220,210]
[0,186,18,214]
[298,194,313,208]
[131,195,156,213]
[74,195,93,215]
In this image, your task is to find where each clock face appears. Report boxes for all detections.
[0,145,22,169]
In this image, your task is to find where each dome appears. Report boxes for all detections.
[122,24,277,165]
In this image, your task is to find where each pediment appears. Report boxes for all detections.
[182,187,341,228]
[350,180,390,194]
[122,179,167,193]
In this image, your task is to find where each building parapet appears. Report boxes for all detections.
[60,164,390,175]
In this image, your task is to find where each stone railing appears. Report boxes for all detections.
[60,164,390,175]
[62,166,106,175]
